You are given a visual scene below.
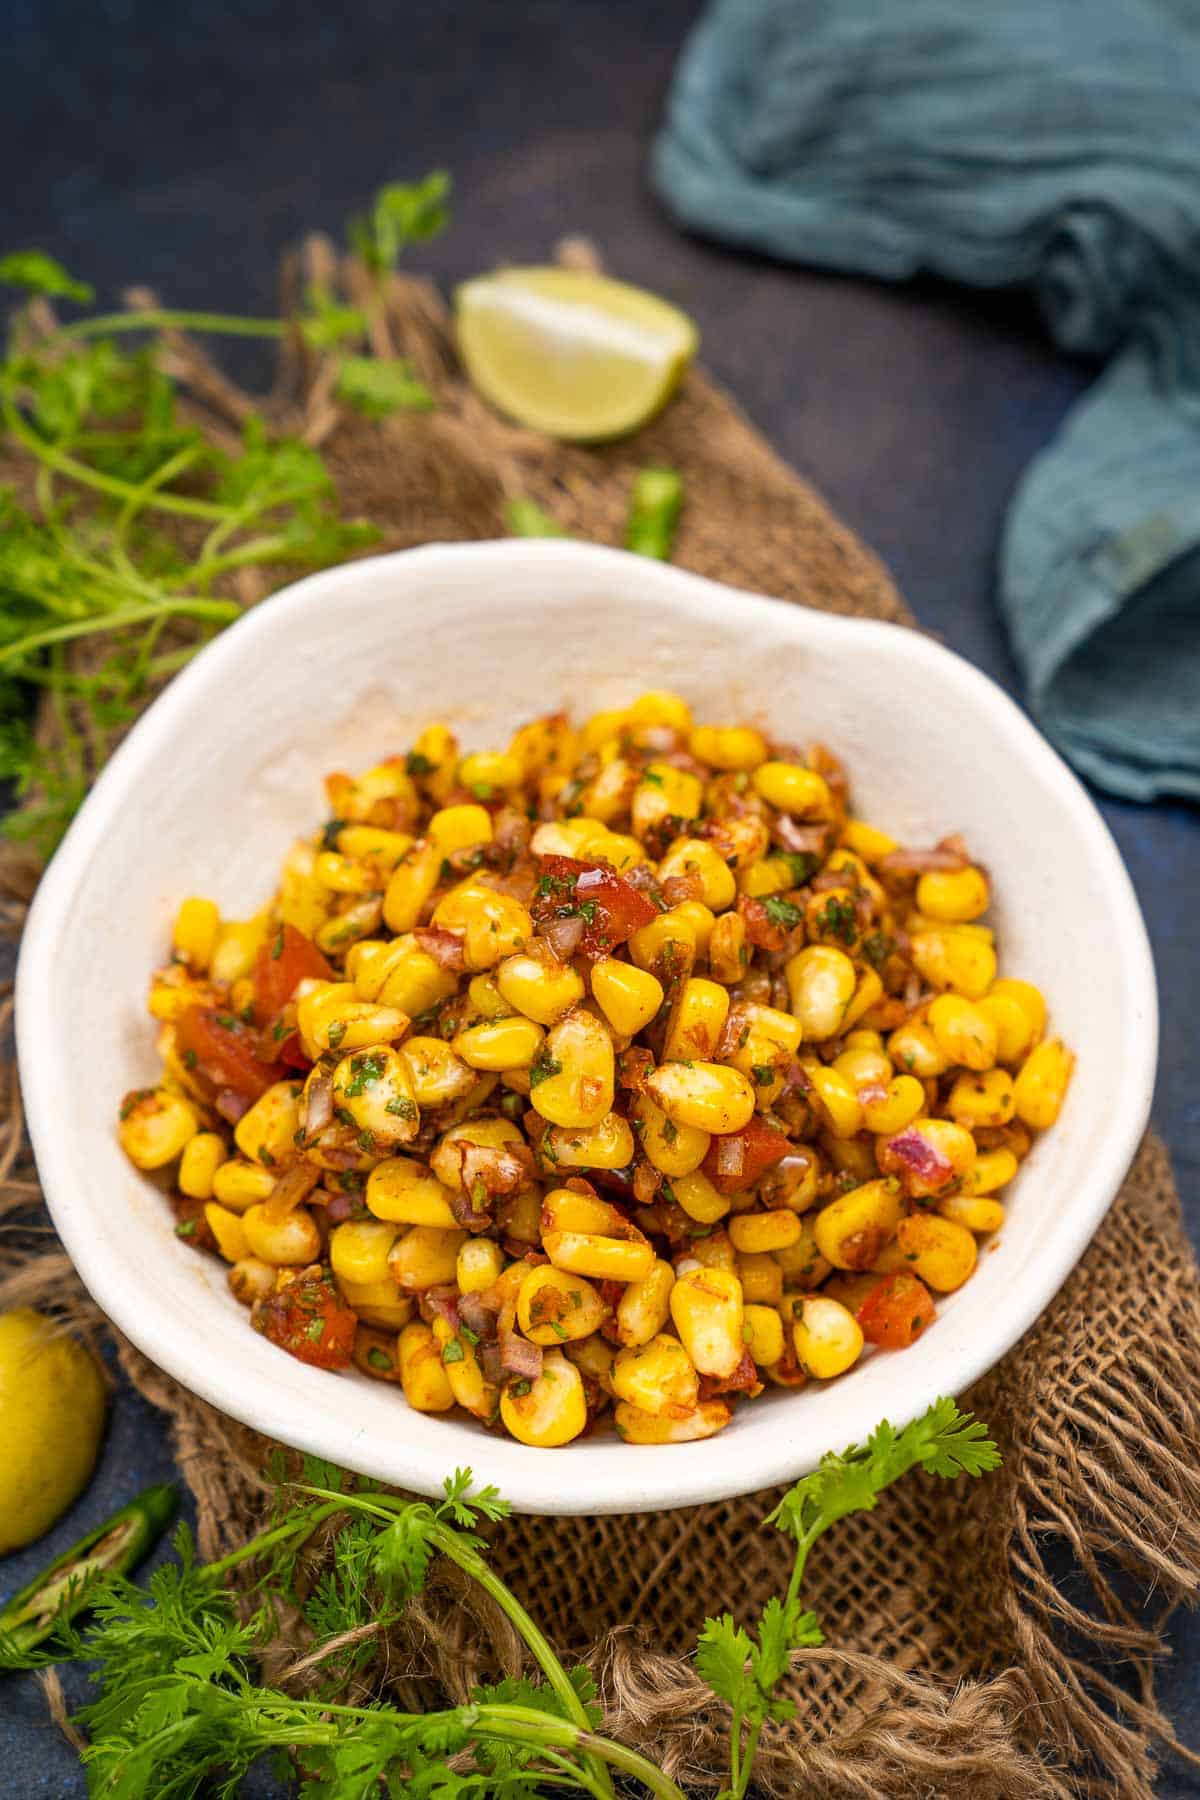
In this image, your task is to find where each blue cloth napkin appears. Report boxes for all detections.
[652,0,1200,802]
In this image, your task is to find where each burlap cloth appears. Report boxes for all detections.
[2,241,1199,1799]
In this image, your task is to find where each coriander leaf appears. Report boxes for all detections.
[695,1613,756,1712]
[349,171,451,275]
[298,285,367,350]
[762,894,803,930]
[336,355,435,418]
[0,249,93,304]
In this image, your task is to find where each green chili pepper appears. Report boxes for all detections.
[505,497,570,538]
[0,1483,178,1656]
[625,466,684,560]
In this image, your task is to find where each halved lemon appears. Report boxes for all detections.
[455,267,699,442]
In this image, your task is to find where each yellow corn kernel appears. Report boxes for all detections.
[502,1186,542,1243]
[466,974,510,1021]
[859,1073,925,1135]
[840,819,897,863]
[938,1192,1006,1233]
[812,1179,903,1270]
[685,1228,738,1273]
[296,982,408,1061]
[657,838,736,912]
[736,856,793,899]
[234,1081,302,1168]
[833,1045,892,1087]
[543,1230,655,1284]
[430,1117,526,1190]
[878,1117,977,1197]
[542,1186,627,1235]
[211,1158,277,1212]
[433,881,533,972]
[928,994,998,1072]
[397,1037,474,1108]
[962,1147,1019,1195]
[793,1296,863,1379]
[178,1131,225,1200]
[708,912,748,984]
[595,830,646,875]
[887,1018,949,1079]
[774,1220,831,1290]
[382,841,441,935]
[544,1112,636,1171]
[728,1210,802,1255]
[615,1398,731,1442]
[737,1252,783,1306]
[388,1225,465,1292]
[785,945,856,1041]
[277,843,331,939]
[670,1265,744,1377]
[667,900,717,954]
[705,815,771,875]
[888,1213,977,1292]
[976,992,1032,1066]
[751,760,832,818]
[670,1167,730,1223]
[119,1088,199,1171]
[802,887,857,950]
[645,1061,755,1136]
[910,926,996,1000]
[336,1275,413,1329]
[630,762,703,839]
[916,866,990,923]
[398,1320,455,1413]
[202,1202,247,1264]
[431,1315,498,1418]
[663,977,730,1063]
[509,710,578,781]
[517,1266,607,1344]
[565,1333,618,1396]
[335,825,413,869]
[428,802,494,856]
[589,959,663,1037]
[760,1147,822,1215]
[453,1015,544,1073]
[841,967,884,1032]
[577,756,635,824]
[242,1203,321,1266]
[460,748,522,795]
[530,815,610,859]
[406,724,458,801]
[172,897,220,972]
[633,1093,710,1177]
[457,1236,506,1294]
[500,1347,587,1447]
[315,897,385,958]
[629,688,693,733]
[612,1333,698,1416]
[326,1047,417,1149]
[743,1303,785,1366]
[627,911,696,971]
[497,945,585,1025]
[314,849,383,896]
[800,1060,862,1138]
[327,757,420,821]
[228,1258,276,1306]
[989,978,1047,1044]
[1013,1038,1075,1130]
[330,1217,399,1287]
[528,1009,614,1129]
[822,1131,877,1185]
[687,724,768,771]
[947,1068,1015,1129]
[349,937,456,1016]
[612,1259,675,1347]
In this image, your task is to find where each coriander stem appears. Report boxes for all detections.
[1,395,228,520]
[735,1721,763,1800]
[1,597,240,662]
[466,1705,688,1800]
[56,310,288,341]
[199,1500,346,1583]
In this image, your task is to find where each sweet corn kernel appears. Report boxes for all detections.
[500,1348,587,1447]
[916,865,990,923]
[627,911,696,970]
[634,1093,711,1177]
[800,1061,863,1139]
[234,1081,302,1168]
[688,724,768,771]
[515,1266,606,1344]
[542,1229,655,1284]
[335,825,413,869]
[457,1236,506,1293]
[178,1131,225,1200]
[841,967,884,1031]
[887,1018,949,1079]
[497,945,585,1025]
[613,1259,675,1347]
[669,1266,744,1377]
[793,1296,863,1379]
[614,1398,731,1442]
[528,1008,615,1129]
[630,763,703,839]
[877,1118,976,1197]
[743,1303,785,1366]
[172,897,220,972]
[296,982,408,1061]
[1014,1038,1074,1129]
[840,819,897,863]
[685,1228,738,1273]
[508,711,578,783]
[407,724,458,800]
[859,1073,926,1135]
[708,912,748,983]
[565,1334,617,1396]
[705,815,771,873]
[431,1316,498,1419]
[774,1219,832,1290]
[728,1210,802,1254]
[432,882,533,971]
[833,1045,892,1087]
[590,958,664,1036]
[887,1213,977,1292]
[210,910,272,985]
[645,1061,755,1136]
[211,1158,277,1212]
[388,1225,465,1291]
[336,1276,413,1330]
[459,749,522,795]
[398,1320,455,1412]
[544,1112,636,1171]
[947,1068,1015,1129]
[242,1203,321,1266]
[542,1186,627,1235]
[428,802,494,854]
[785,945,857,1041]
[989,978,1047,1043]
[928,994,998,1072]
[910,926,996,1000]
[963,1147,1020,1195]
[663,977,730,1063]
[737,856,794,898]
[657,838,736,912]
[759,1148,822,1214]
[669,1167,730,1223]
[351,937,458,1016]
[202,1202,248,1263]
[939,1193,1006,1233]
[612,1333,698,1416]
[228,1259,276,1306]
[314,850,383,896]
[399,1037,476,1107]
[119,1088,199,1171]
[330,1217,399,1286]
[382,841,441,935]
[454,1015,544,1072]
[736,1252,783,1305]
[812,1179,903,1271]
[629,689,693,733]
[752,760,833,818]
[430,1117,526,1190]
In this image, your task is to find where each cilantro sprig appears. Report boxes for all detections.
[0,1400,997,1799]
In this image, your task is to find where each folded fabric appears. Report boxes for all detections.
[652,0,1200,801]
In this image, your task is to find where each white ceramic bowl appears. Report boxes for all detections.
[18,542,1156,1514]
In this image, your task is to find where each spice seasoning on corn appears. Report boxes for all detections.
[120,695,1073,1447]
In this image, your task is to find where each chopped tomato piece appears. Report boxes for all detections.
[175,1006,283,1102]
[856,1272,936,1349]
[253,923,333,1025]
[702,1115,791,1194]
[532,855,657,959]
[273,1030,314,1074]
[254,1273,357,1370]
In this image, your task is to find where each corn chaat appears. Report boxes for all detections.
[119,692,1074,1448]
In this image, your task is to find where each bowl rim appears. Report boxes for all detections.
[17,539,1158,1512]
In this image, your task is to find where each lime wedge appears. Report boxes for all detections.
[455,267,699,442]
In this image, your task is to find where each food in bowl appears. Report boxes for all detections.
[118,689,1073,1449]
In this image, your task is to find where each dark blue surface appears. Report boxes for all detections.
[2,2,1196,1792]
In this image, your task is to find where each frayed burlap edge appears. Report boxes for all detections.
[2,241,1199,1799]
